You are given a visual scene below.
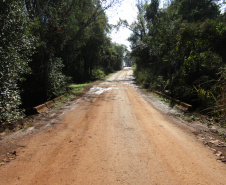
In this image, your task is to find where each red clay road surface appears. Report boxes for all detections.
[0,68,226,184]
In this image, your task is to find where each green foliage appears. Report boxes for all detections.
[0,0,37,122]
[68,83,90,94]
[193,86,214,108]
[124,51,134,67]
[0,0,124,125]
[176,0,220,22]
[47,56,72,98]
[92,69,106,79]
[99,41,125,74]
[129,0,225,119]
[213,66,226,122]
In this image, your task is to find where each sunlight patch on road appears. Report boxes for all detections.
[89,86,117,95]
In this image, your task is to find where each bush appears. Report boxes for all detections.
[47,57,72,98]
[92,68,105,79]
[0,1,37,123]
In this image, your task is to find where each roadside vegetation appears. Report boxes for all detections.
[68,83,90,94]
[124,0,226,126]
[0,0,126,124]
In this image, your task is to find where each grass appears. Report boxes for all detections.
[158,96,170,104]
[217,131,226,136]
[52,73,117,109]
[105,72,115,78]
[56,72,117,106]
[68,72,115,94]
[52,83,92,109]
[68,83,91,95]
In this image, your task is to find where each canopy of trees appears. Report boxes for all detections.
[128,0,225,121]
[0,0,126,123]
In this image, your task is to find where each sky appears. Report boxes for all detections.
[105,0,225,50]
[105,0,138,50]
[105,0,166,51]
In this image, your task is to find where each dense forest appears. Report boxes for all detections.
[126,0,225,122]
[0,0,126,123]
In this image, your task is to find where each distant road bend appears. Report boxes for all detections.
[0,67,226,184]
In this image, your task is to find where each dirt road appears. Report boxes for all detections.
[0,68,226,184]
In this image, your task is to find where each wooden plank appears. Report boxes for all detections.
[155,91,192,111]
[34,93,70,114]
[34,104,48,114]
[45,100,55,108]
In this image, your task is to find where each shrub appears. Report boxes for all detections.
[92,68,105,79]
[0,1,37,123]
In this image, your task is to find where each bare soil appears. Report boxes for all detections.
[0,68,226,184]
